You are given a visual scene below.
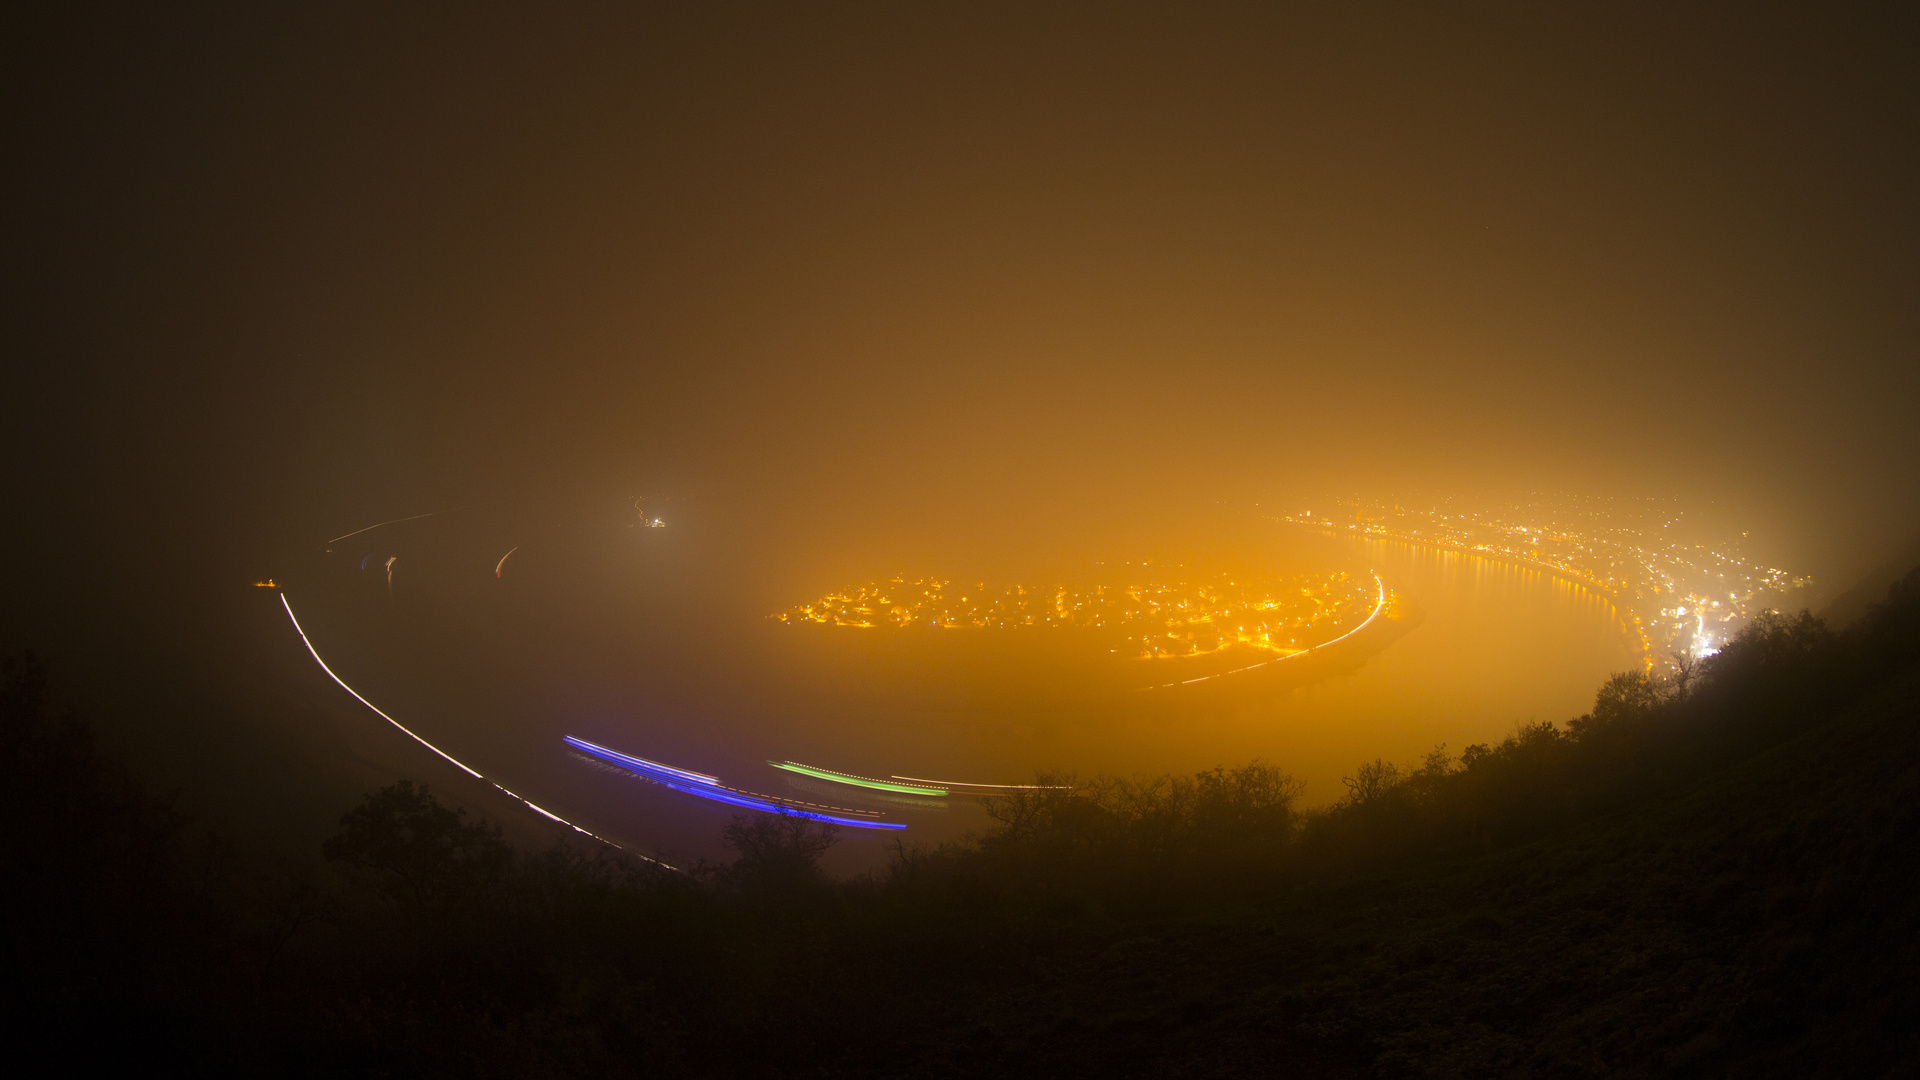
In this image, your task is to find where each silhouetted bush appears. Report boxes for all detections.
[0,652,236,1068]
[968,761,1304,915]
[4,567,1919,1076]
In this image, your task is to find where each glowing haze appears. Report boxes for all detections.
[3,5,1916,857]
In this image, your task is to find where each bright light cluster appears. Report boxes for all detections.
[1281,496,1807,669]
[772,570,1381,660]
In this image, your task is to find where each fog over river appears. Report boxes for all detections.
[283,503,1639,872]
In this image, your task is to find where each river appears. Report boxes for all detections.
[281,509,1640,871]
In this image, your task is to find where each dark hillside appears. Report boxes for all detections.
[1822,536,1920,629]
[892,663,1920,1077]
[3,570,1918,1076]
[822,570,1920,1075]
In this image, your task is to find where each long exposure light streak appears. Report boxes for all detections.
[768,761,947,796]
[567,738,906,830]
[326,511,448,545]
[889,776,1072,791]
[1136,572,1386,690]
[282,593,481,779]
[563,736,721,786]
[495,546,519,578]
[278,593,663,864]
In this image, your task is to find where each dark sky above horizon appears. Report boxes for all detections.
[7,2,1919,657]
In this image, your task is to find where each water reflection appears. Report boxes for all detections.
[284,509,1638,871]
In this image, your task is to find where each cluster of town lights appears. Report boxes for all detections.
[774,570,1380,660]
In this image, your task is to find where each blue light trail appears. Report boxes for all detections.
[565,737,907,830]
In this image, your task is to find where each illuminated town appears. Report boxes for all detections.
[773,569,1381,661]
[1279,497,1808,668]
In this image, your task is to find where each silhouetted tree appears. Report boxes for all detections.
[1341,758,1403,805]
[323,780,514,917]
[0,652,218,1068]
[720,811,838,894]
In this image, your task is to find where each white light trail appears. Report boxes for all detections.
[326,512,447,545]
[889,776,1071,791]
[281,593,480,779]
[1136,573,1386,691]
[279,592,665,866]
[495,546,520,578]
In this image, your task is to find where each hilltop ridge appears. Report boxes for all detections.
[4,568,1918,1076]
[899,623,1920,1076]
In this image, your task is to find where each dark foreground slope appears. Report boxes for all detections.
[897,665,1920,1078]
[4,572,1919,1077]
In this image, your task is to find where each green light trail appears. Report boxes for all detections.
[768,761,948,796]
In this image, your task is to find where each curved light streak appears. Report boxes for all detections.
[890,776,1071,791]
[278,593,662,864]
[563,736,720,786]
[1325,526,1652,660]
[769,761,946,796]
[568,738,906,830]
[1136,572,1386,691]
[327,511,447,545]
[495,546,520,578]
